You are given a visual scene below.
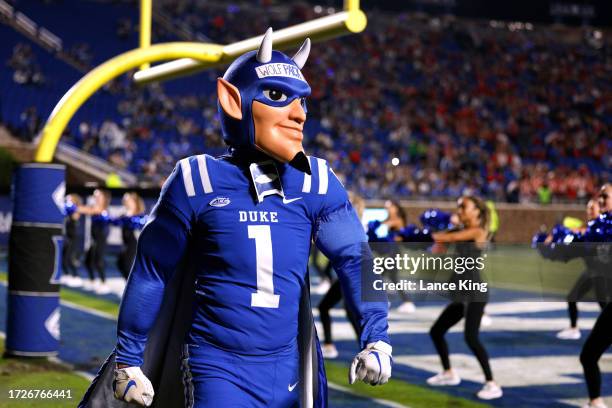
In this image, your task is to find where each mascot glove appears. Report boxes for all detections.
[349,340,392,386]
[113,366,154,407]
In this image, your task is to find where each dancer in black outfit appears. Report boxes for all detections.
[311,246,334,294]
[62,194,83,287]
[556,198,608,340]
[580,303,612,408]
[367,199,416,313]
[579,184,612,408]
[581,304,612,408]
[78,188,111,295]
[116,192,146,280]
[426,195,502,400]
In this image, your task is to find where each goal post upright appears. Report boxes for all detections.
[34,0,366,162]
[132,0,367,85]
[139,0,152,70]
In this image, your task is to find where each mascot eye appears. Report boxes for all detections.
[263,89,288,102]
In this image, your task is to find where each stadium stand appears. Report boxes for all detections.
[0,1,609,200]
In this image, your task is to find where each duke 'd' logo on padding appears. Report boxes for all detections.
[209,197,231,207]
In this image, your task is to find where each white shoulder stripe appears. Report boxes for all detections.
[302,157,312,193]
[196,155,213,193]
[330,167,344,187]
[317,158,328,194]
[179,158,196,197]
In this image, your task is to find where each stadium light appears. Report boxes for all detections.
[132,0,367,85]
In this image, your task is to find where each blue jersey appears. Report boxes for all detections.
[116,153,389,366]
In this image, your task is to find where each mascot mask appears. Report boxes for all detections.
[217,28,312,173]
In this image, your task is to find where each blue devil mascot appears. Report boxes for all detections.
[79,28,391,408]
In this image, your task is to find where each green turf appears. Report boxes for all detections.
[484,246,585,296]
[325,361,490,408]
[0,340,90,408]
[394,245,591,299]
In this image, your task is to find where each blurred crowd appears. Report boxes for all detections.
[63,80,227,185]
[3,6,610,203]
[7,43,45,86]
[300,13,610,204]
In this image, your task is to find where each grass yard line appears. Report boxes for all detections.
[59,299,117,320]
[59,287,120,317]
[325,361,491,408]
[0,271,119,318]
[72,370,95,382]
[327,382,410,408]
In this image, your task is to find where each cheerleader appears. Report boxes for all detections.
[78,188,112,295]
[556,198,607,340]
[425,196,502,400]
[116,192,147,280]
[61,194,84,287]
[367,199,416,313]
[579,184,612,408]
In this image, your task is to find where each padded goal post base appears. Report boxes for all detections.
[5,163,65,356]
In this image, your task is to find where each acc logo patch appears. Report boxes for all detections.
[209,197,231,207]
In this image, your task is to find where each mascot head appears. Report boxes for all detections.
[217,28,312,173]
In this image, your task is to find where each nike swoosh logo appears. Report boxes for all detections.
[122,380,137,399]
[282,197,303,204]
[288,381,298,392]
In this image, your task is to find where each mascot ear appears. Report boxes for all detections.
[217,77,242,120]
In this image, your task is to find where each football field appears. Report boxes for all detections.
[0,246,610,407]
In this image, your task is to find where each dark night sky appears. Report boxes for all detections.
[309,0,612,27]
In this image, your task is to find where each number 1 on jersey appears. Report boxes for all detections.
[248,225,280,308]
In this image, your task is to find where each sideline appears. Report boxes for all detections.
[0,323,95,383]
[0,280,408,407]
[327,382,409,408]
[0,279,117,321]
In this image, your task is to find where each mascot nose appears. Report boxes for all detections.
[288,98,306,125]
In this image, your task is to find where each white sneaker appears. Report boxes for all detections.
[70,276,84,288]
[477,382,503,400]
[397,301,416,313]
[95,283,111,295]
[59,275,71,285]
[321,344,338,359]
[83,279,96,291]
[582,400,608,408]
[481,314,493,327]
[426,371,461,386]
[313,279,331,295]
[64,276,78,287]
[557,327,581,340]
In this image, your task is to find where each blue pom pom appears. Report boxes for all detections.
[531,232,547,248]
[420,208,452,232]
[580,211,612,242]
[64,200,77,216]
